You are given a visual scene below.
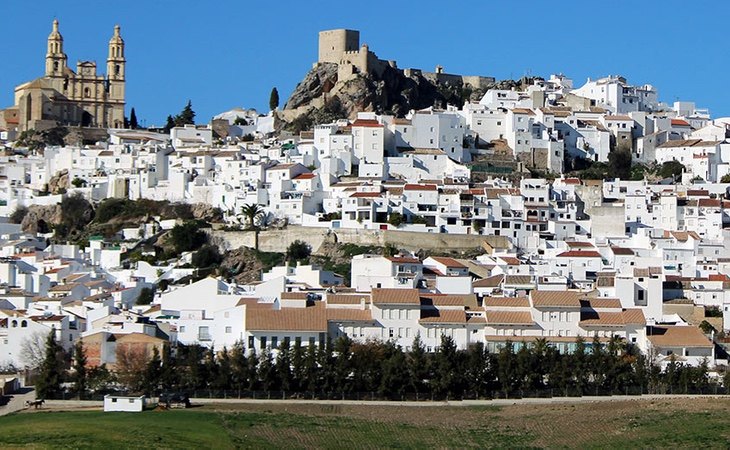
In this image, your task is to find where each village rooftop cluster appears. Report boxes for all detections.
[0,26,729,385]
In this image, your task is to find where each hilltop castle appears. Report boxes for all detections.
[316,29,494,89]
[1,20,126,133]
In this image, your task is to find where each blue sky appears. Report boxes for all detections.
[1,0,728,126]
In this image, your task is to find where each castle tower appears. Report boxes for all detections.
[45,19,67,76]
[318,29,359,64]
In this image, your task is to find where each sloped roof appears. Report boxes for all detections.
[531,290,582,308]
[485,311,534,325]
[246,307,327,332]
[371,288,420,305]
[647,326,713,348]
[419,308,467,324]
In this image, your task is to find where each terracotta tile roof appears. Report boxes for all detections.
[531,290,582,308]
[483,297,530,308]
[485,311,534,325]
[563,177,581,185]
[246,307,327,332]
[473,275,504,288]
[566,241,595,248]
[420,294,477,309]
[580,309,645,326]
[351,119,383,128]
[403,184,437,191]
[325,308,373,322]
[647,326,713,348]
[371,288,420,305]
[280,292,309,300]
[556,250,602,258]
[350,192,381,198]
[671,119,691,127]
[428,256,467,268]
[611,247,634,256]
[498,256,521,265]
[605,115,632,121]
[504,275,533,286]
[326,294,368,305]
[511,108,535,116]
[686,189,709,197]
[419,309,467,324]
[698,198,721,208]
[293,173,316,180]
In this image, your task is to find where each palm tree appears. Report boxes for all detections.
[241,203,264,230]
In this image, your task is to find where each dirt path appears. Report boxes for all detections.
[0,388,36,416]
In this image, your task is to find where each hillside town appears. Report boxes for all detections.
[1,24,730,399]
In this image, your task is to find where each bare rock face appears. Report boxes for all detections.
[282,62,543,130]
[219,247,266,284]
[191,203,222,222]
[48,170,69,194]
[21,205,62,234]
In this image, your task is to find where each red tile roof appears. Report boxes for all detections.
[351,119,383,128]
[556,250,602,258]
[403,184,437,191]
[671,119,691,127]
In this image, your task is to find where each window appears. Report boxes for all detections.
[260,337,267,349]
[248,336,254,348]
[271,336,278,348]
[225,326,232,333]
[389,328,394,338]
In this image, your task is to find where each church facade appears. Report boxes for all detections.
[2,20,126,133]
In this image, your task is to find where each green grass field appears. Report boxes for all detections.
[1,398,730,449]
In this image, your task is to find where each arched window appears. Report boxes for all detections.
[21,320,27,327]
[11,320,17,328]
[115,64,120,75]
[53,61,59,71]
[84,87,90,98]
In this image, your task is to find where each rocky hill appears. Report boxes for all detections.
[280,62,541,132]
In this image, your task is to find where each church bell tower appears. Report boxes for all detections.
[45,19,67,76]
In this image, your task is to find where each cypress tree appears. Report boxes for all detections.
[129,107,139,129]
[72,339,87,398]
[269,87,280,111]
[35,329,64,399]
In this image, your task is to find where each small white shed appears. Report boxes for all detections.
[103,395,146,412]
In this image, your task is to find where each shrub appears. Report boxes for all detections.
[135,287,155,306]
[388,213,404,227]
[192,244,222,268]
[287,240,311,262]
[9,206,28,225]
[168,221,208,254]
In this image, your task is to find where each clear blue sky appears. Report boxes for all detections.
[2,0,728,126]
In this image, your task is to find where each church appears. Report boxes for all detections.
[1,20,126,133]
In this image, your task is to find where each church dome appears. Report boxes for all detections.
[48,19,63,41]
[109,25,124,44]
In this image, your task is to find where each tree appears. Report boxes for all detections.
[9,206,29,225]
[35,330,65,399]
[168,221,208,254]
[135,287,155,305]
[659,160,685,180]
[608,146,632,180]
[287,240,311,262]
[387,213,404,227]
[175,100,195,126]
[143,346,162,395]
[129,107,139,129]
[276,340,292,391]
[115,344,150,394]
[241,203,265,230]
[192,244,222,268]
[59,193,94,238]
[407,334,430,393]
[71,177,86,188]
[269,87,280,111]
[721,174,730,183]
[20,331,48,369]
[72,340,87,398]
[163,115,176,134]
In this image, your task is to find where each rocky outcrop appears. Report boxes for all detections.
[21,205,62,234]
[281,62,542,130]
[47,170,69,194]
[191,203,223,222]
[219,246,269,284]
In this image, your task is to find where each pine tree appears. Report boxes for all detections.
[163,115,175,133]
[72,339,87,398]
[276,340,292,392]
[215,347,232,390]
[407,334,430,393]
[230,341,248,392]
[258,348,277,391]
[290,340,305,392]
[35,329,64,399]
[269,87,280,111]
[129,107,139,129]
[176,100,195,126]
